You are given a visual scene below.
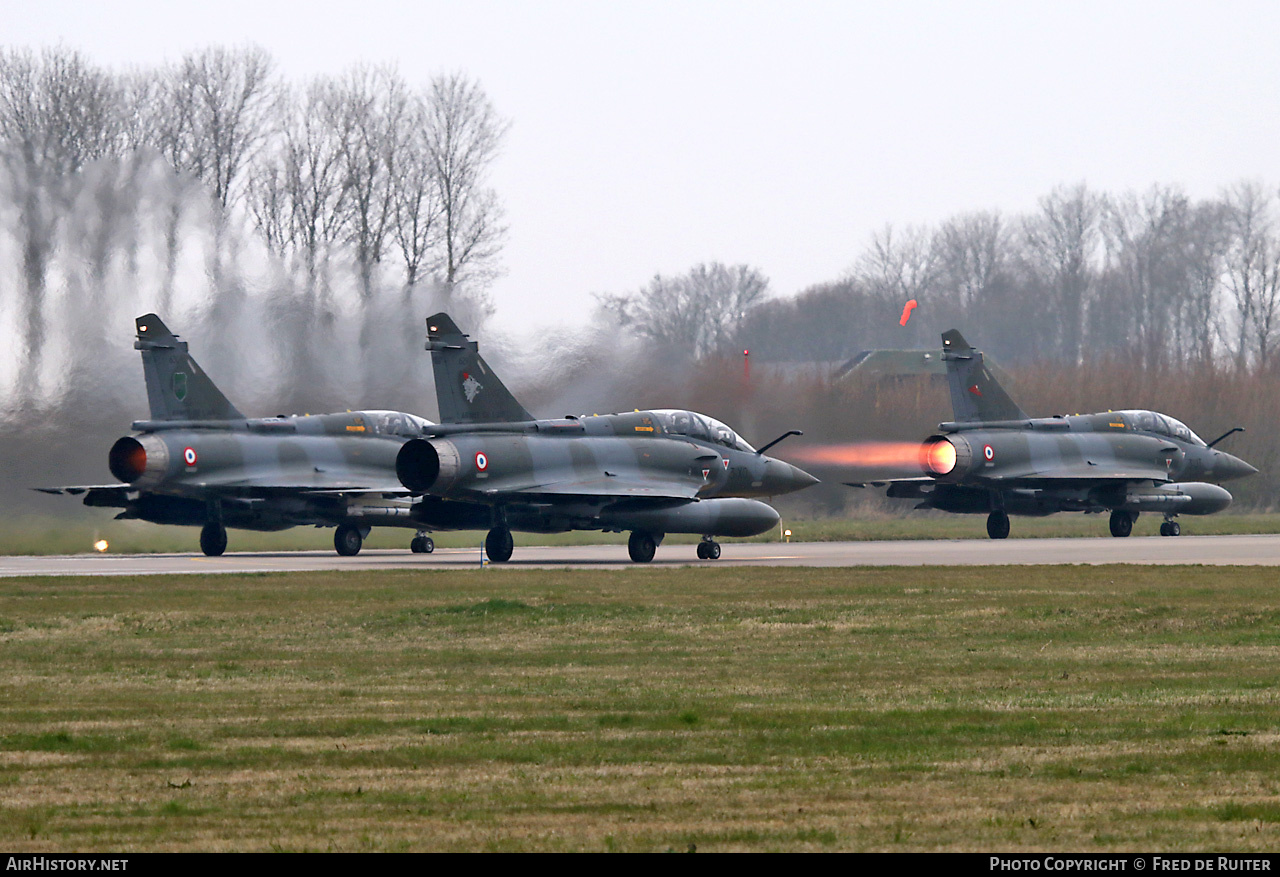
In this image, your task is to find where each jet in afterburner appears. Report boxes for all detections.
[865,330,1256,539]
[39,314,436,557]
[392,313,819,563]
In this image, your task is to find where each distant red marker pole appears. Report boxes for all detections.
[743,349,750,381]
[899,299,918,326]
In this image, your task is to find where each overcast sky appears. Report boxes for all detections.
[7,0,1280,336]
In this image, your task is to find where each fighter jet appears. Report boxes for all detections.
[38,314,435,557]
[392,313,819,563]
[867,330,1256,539]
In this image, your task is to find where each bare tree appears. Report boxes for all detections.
[600,262,770,359]
[1022,184,1101,363]
[851,224,938,347]
[1180,199,1229,363]
[332,66,410,303]
[390,94,443,295]
[934,211,1010,312]
[1223,181,1280,369]
[423,73,509,293]
[159,45,280,212]
[1102,187,1193,369]
[0,47,122,405]
[245,78,351,399]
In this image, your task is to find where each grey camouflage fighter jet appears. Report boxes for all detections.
[392,313,819,563]
[867,330,1256,539]
[38,314,434,557]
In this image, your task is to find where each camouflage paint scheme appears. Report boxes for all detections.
[38,315,431,557]
[875,330,1256,538]
[395,314,819,562]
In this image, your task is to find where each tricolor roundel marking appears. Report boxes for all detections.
[183,446,198,466]
[983,444,995,462]
[475,451,488,471]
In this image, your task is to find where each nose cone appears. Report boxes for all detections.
[762,459,820,496]
[1212,451,1258,482]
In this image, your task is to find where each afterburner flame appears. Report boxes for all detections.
[788,441,928,471]
[921,438,957,475]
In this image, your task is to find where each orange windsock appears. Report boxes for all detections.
[899,299,918,326]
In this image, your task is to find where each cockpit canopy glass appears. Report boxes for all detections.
[1118,410,1204,446]
[648,409,755,452]
[362,410,432,437]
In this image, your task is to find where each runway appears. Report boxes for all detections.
[1,533,1277,576]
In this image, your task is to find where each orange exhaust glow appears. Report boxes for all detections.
[921,439,957,475]
[788,441,930,472]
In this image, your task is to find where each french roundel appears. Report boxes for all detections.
[183,446,198,466]
[475,451,488,471]
[983,444,995,461]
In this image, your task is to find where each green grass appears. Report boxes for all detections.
[2,565,1280,850]
[6,511,1280,556]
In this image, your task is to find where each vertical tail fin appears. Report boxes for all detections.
[941,329,1027,423]
[424,313,533,424]
[135,314,244,421]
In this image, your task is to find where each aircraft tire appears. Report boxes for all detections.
[986,511,1010,540]
[628,531,657,563]
[1160,521,1180,537]
[1109,510,1135,538]
[410,535,435,554]
[706,540,721,560]
[335,524,363,556]
[486,527,514,563]
[200,522,227,557]
[696,541,709,560]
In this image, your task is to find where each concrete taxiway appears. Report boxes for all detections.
[0,534,1277,576]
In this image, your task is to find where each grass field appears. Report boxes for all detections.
[2,565,1280,851]
[6,510,1280,556]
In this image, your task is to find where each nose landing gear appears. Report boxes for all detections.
[696,537,721,560]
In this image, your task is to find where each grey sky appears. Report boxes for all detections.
[7,0,1279,335]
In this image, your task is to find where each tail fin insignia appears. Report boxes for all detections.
[425,313,533,424]
[941,330,1026,423]
[134,314,244,422]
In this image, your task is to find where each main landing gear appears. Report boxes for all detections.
[485,526,514,563]
[986,510,1010,540]
[410,532,435,553]
[1109,510,1136,538]
[334,523,365,556]
[696,536,722,560]
[199,522,227,557]
[628,530,660,563]
[1159,517,1182,537]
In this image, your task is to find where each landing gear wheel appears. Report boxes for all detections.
[1160,521,1181,537]
[334,524,363,556]
[1109,510,1135,538]
[986,510,1010,540]
[628,531,658,564]
[410,535,435,553]
[485,527,514,563]
[696,538,722,560]
[199,522,227,557]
